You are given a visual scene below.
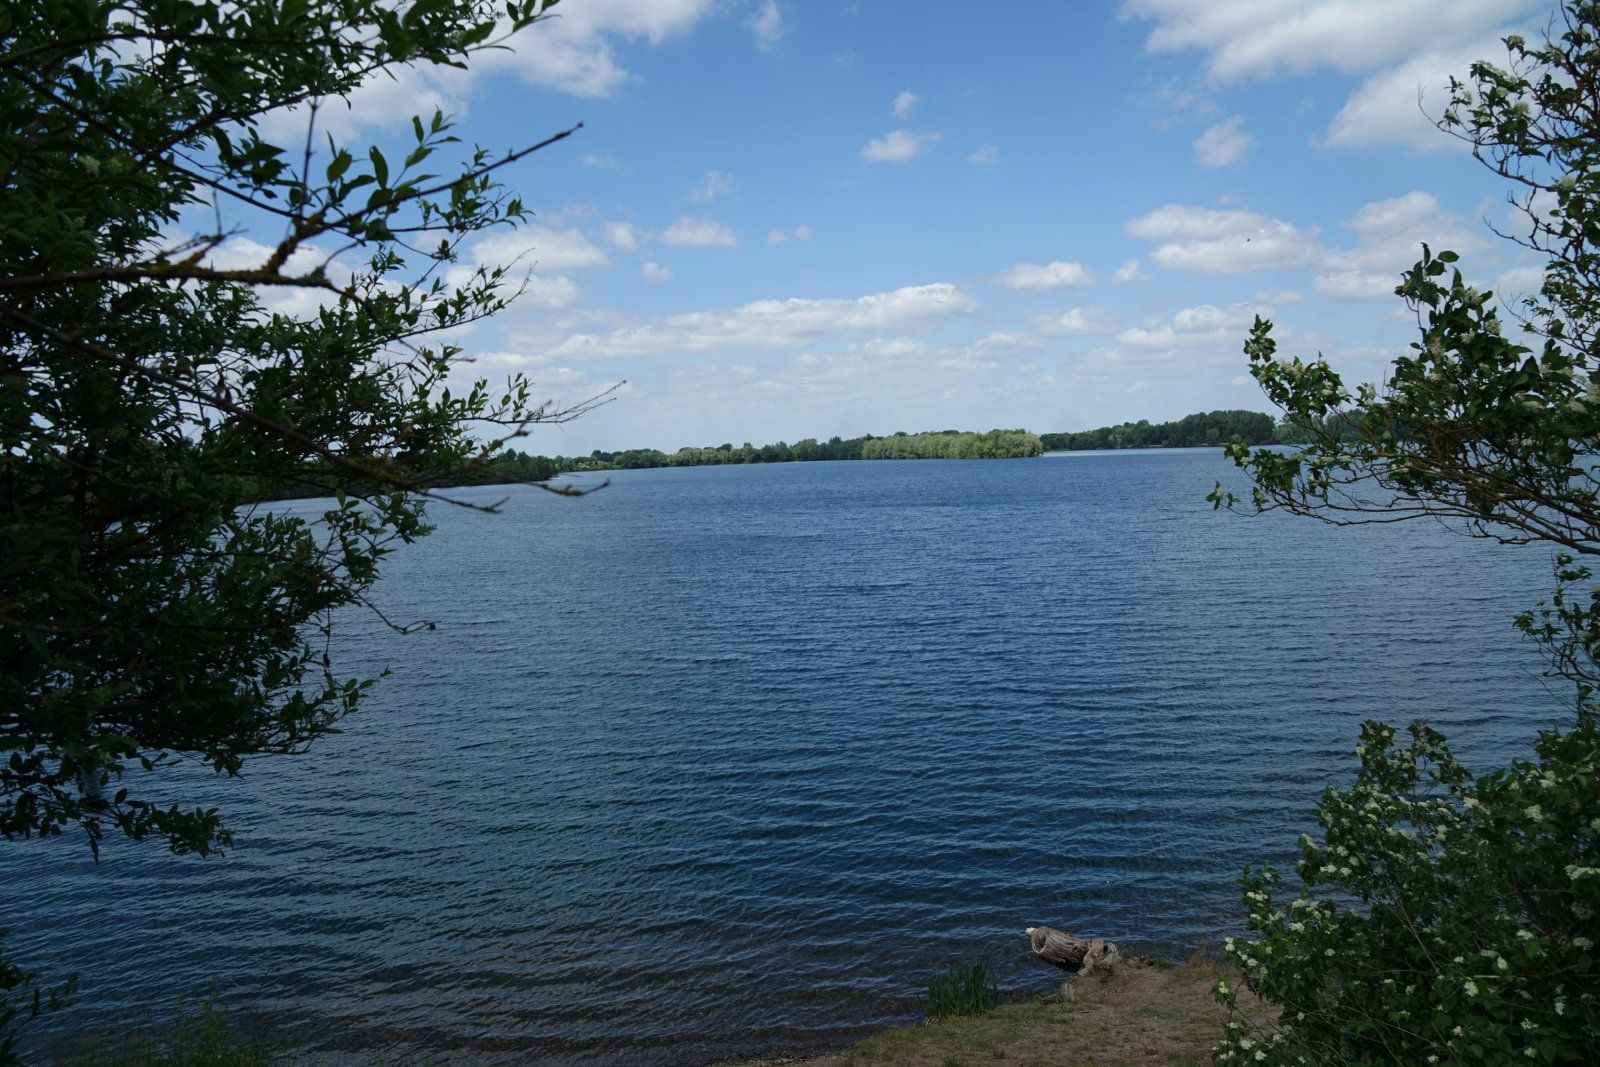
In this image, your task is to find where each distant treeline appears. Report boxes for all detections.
[262,413,1355,501]
[466,413,1360,487]
[1036,404,1376,447]
[1036,409,1376,451]
[545,428,1044,472]
[480,415,1329,483]
[1039,409,1330,451]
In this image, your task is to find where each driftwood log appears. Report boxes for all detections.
[1026,925,1121,980]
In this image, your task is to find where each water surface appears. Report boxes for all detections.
[5,451,1572,1063]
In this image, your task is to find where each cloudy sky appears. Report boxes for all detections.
[287,0,1551,454]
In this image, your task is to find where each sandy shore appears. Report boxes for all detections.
[739,957,1252,1067]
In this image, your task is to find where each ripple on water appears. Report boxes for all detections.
[4,451,1572,1064]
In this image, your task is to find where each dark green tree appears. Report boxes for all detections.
[1210,6,1600,1062]
[1040,410,1277,452]
[1,0,601,1052]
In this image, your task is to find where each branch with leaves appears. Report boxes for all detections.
[1,1,599,1021]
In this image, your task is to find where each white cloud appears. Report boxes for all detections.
[966,143,1000,166]
[265,4,716,121]
[1126,204,1321,274]
[659,216,738,247]
[443,264,581,309]
[448,266,579,308]
[1030,307,1112,336]
[1122,0,1538,82]
[993,260,1096,293]
[583,153,624,172]
[470,350,552,372]
[1123,2,1535,154]
[549,283,977,359]
[860,129,941,163]
[604,221,643,254]
[892,90,921,118]
[1112,259,1151,284]
[1312,274,1394,302]
[1324,40,1510,152]
[1193,115,1254,168]
[1313,191,1483,300]
[1146,82,1221,127]
[641,261,673,283]
[1495,265,1544,300]
[470,353,594,390]
[849,337,930,359]
[512,275,583,309]
[447,224,609,313]
[749,0,786,51]
[767,225,813,246]
[970,330,1044,354]
[469,225,610,273]
[1255,287,1304,304]
[1117,301,1266,351]
[493,0,719,98]
[258,64,468,142]
[691,169,738,203]
[450,355,594,408]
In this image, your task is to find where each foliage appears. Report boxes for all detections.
[1213,719,1599,1064]
[51,994,272,1066]
[925,959,1001,1020]
[1041,410,1279,452]
[1210,5,1600,1063]
[0,0,590,854]
[1,0,595,1055]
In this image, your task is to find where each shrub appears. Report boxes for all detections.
[1213,716,1600,1064]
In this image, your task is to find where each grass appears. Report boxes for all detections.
[50,995,273,1067]
[924,960,1001,1020]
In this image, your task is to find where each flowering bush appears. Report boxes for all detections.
[1213,717,1600,1064]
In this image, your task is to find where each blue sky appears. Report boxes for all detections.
[255,0,1553,454]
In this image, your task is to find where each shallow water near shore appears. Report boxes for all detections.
[4,450,1572,1063]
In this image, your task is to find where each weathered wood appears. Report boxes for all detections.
[1025,925,1121,978]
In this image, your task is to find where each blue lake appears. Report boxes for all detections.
[3,450,1575,1063]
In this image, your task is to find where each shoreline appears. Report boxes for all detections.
[730,956,1245,1067]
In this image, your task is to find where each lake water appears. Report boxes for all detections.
[3,450,1575,1063]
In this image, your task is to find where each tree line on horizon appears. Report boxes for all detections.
[265,410,1359,499]
[495,427,1045,476]
[1041,408,1302,451]
[483,410,1327,483]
